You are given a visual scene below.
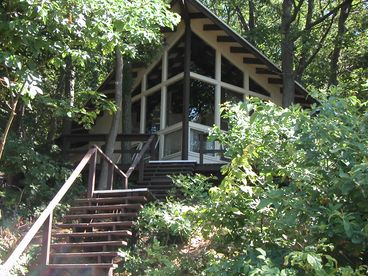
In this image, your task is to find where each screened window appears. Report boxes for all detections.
[147,60,162,89]
[131,82,141,97]
[221,56,243,87]
[166,80,183,127]
[168,36,185,79]
[191,33,215,79]
[190,130,215,155]
[249,77,270,97]
[145,92,161,133]
[221,88,243,130]
[164,130,182,156]
[189,79,215,126]
[131,100,141,133]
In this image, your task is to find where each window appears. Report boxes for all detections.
[191,33,215,78]
[166,80,183,127]
[190,129,215,156]
[249,77,270,97]
[131,100,141,133]
[189,79,215,126]
[221,88,243,130]
[168,36,185,79]
[221,56,243,87]
[147,60,162,89]
[164,130,182,156]
[145,91,161,133]
[131,82,141,97]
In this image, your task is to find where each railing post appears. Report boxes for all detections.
[138,158,144,183]
[150,135,157,161]
[199,134,204,165]
[87,151,97,198]
[41,212,52,276]
[124,176,128,190]
[107,164,114,190]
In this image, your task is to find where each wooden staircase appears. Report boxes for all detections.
[133,161,196,200]
[46,189,154,276]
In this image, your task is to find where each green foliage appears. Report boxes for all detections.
[0,227,40,275]
[0,137,78,221]
[135,200,194,245]
[170,174,214,202]
[118,239,198,275]
[121,89,368,275]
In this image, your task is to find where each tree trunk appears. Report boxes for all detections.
[248,0,256,30]
[47,67,65,144]
[121,63,133,165]
[328,0,352,87]
[62,55,75,137]
[281,0,295,107]
[0,95,19,160]
[98,47,123,190]
[295,0,314,82]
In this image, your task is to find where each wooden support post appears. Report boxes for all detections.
[138,159,144,183]
[199,134,204,165]
[41,212,52,276]
[181,1,191,160]
[107,164,114,190]
[150,135,157,161]
[87,151,97,198]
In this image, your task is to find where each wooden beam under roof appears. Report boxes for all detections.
[230,46,250,53]
[217,35,237,42]
[256,67,278,75]
[203,24,222,31]
[189,12,206,19]
[268,78,282,85]
[243,57,262,64]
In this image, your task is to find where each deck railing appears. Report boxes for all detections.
[0,136,157,275]
[198,133,226,164]
[62,134,157,166]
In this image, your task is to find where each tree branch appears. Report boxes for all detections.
[235,5,249,32]
[291,0,305,23]
[304,0,351,32]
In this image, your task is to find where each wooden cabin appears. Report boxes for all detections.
[63,0,312,184]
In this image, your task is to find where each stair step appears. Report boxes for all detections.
[134,184,175,189]
[56,221,134,229]
[51,240,127,248]
[93,189,157,201]
[63,212,137,221]
[75,196,147,204]
[51,251,119,258]
[143,177,172,182]
[145,163,195,168]
[69,204,143,212]
[53,230,132,238]
[47,263,117,269]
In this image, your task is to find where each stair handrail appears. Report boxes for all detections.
[94,146,128,189]
[125,134,157,180]
[0,145,126,275]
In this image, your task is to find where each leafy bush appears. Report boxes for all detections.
[0,227,40,275]
[121,90,368,275]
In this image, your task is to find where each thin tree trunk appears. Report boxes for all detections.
[98,47,123,190]
[47,67,65,144]
[281,0,295,107]
[248,0,256,30]
[295,0,314,81]
[328,0,352,86]
[62,55,75,137]
[0,95,20,160]
[121,63,133,165]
